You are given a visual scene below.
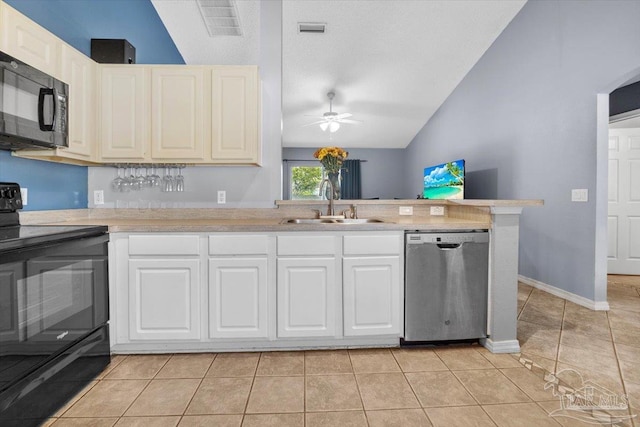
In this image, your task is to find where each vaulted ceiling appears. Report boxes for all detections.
[152,0,526,149]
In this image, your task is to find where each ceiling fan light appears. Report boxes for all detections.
[319,122,329,132]
[329,122,340,133]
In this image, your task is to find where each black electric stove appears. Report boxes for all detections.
[0,182,108,252]
[0,182,110,426]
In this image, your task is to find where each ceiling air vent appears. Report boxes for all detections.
[298,22,326,34]
[197,0,243,37]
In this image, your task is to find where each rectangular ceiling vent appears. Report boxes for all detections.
[298,22,326,34]
[197,0,243,37]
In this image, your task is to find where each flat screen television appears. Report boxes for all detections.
[423,159,465,199]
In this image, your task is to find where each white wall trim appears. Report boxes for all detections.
[518,275,610,311]
[480,338,520,354]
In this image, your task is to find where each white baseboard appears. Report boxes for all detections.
[480,338,520,354]
[518,275,610,311]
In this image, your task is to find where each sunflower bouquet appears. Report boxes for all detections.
[313,146,348,174]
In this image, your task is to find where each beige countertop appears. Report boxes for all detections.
[20,199,543,232]
[44,216,491,233]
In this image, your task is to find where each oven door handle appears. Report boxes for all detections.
[38,87,57,132]
[0,233,109,264]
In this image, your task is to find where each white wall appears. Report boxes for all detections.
[88,1,282,209]
[403,0,640,301]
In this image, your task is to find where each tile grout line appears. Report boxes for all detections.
[240,351,261,424]
[176,352,217,424]
[347,349,370,426]
[114,353,172,422]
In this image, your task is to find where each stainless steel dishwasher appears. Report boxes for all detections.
[404,230,489,343]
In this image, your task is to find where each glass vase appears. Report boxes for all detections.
[326,172,341,200]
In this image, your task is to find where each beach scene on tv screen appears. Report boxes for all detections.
[423,159,464,199]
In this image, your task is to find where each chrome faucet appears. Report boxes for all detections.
[319,178,340,218]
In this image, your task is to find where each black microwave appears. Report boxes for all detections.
[0,51,68,151]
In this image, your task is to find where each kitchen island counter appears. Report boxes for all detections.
[20,199,541,355]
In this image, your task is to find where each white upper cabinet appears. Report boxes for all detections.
[59,44,95,159]
[151,67,207,160]
[98,66,149,161]
[210,66,260,164]
[0,2,61,79]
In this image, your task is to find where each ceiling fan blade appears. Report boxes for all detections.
[304,114,327,119]
[302,120,327,127]
[338,119,362,124]
[334,113,352,120]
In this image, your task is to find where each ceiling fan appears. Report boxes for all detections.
[304,92,361,133]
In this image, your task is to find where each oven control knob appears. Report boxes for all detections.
[5,188,17,198]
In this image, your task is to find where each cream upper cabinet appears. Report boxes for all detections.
[97,64,260,164]
[98,65,149,161]
[0,2,61,79]
[151,67,207,160]
[59,44,95,159]
[210,66,260,164]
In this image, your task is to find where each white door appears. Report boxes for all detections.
[608,128,640,274]
[343,257,401,336]
[277,257,336,338]
[128,259,200,340]
[208,258,268,339]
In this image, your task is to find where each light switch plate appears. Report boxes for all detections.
[571,189,588,202]
[399,206,413,215]
[93,190,104,205]
[217,190,226,204]
[430,206,445,216]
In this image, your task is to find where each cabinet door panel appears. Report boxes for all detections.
[211,67,259,163]
[151,67,205,160]
[208,258,268,339]
[128,259,200,340]
[60,44,95,158]
[277,258,336,338]
[0,3,60,78]
[99,66,148,160]
[343,257,400,336]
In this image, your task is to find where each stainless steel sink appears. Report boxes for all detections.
[281,218,387,224]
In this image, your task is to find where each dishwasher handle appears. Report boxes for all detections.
[437,243,462,250]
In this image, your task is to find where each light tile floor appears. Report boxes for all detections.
[36,275,639,427]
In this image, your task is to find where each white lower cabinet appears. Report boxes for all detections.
[276,257,337,338]
[111,231,402,351]
[208,257,268,339]
[128,258,200,341]
[343,256,401,336]
[342,234,403,337]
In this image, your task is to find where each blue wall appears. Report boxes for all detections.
[0,0,183,210]
[0,151,87,209]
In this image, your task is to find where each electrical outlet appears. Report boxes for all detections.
[93,190,104,205]
[399,206,413,216]
[430,206,445,216]
[571,189,588,202]
[217,190,226,204]
[20,188,28,206]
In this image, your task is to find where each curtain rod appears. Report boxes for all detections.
[283,159,367,162]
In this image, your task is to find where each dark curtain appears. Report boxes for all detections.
[341,159,362,199]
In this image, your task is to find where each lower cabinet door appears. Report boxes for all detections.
[208,258,268,339]
[128,259,200,340]
[343,256,401,336]
[277,257,336,338]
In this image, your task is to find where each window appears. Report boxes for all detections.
[284,160,326,200]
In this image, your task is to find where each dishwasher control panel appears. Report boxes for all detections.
[406,230,489,245]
